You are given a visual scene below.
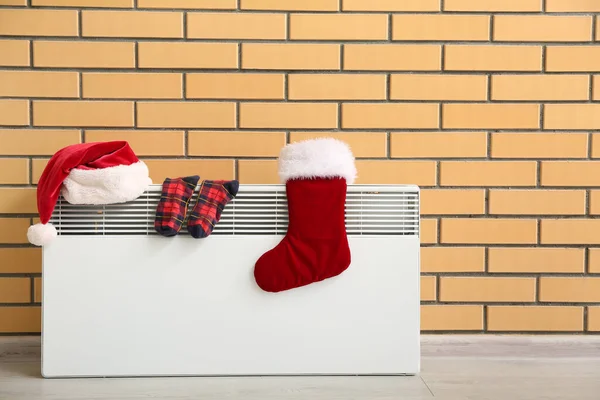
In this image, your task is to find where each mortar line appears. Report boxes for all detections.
[183,11,188,40]
[234,159,239,181]
[337,103,342,131]
[386,131,391,159]
[29,40,33,68]
[286,13,290,41]
[235,102,240,129]
[585,247,590,274]
[340,44,345,71]
[184,130,189,157]
[483,305,488,332]
[30,277,35,304]
[489,14,494,41]
[584,306,589,332]
[182,73,187,99]
[28,158,33,185]
[78,10,82,37]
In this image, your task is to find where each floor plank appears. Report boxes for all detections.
[1,335,600,400]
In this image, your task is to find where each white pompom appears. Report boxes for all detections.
[27,223,57,246]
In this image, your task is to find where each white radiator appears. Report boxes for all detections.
[41,184,421,378]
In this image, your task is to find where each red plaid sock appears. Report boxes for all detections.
[187,180,239,239]
[154,175,200,237]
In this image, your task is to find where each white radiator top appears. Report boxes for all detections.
[49,184,420,236]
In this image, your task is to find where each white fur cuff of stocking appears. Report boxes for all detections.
[278,138,357,184]
[61,161,152,205]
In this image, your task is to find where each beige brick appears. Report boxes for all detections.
[33,0,133,6]
[489,190,585,215]
[0,159,28,184]
[421,305,483,331]
[545,104,600,130]
[289,74,386,100]
[440,277,536,303]
[0,129,80,156]
[0,100,29,126]
[391,74,487,101]
[494,16,592,42]
[589,307,600,332]
[441,218,537,245]
[589,190,600,215]
[594,77,600,101]
[82,11,182,38]
[188,131,285,157]
[421,189,485,215]
[344,44,440,71]
[144,159,234,183]
[440,161,537,187]
[542,161,600,186]
[445,0,541,11]
[137,102,235,129]
[420,218,438,244]
[355,160,436,186]
[34,277,42,303]
[445,45,542,72]
[547,46,600,72]
[242,43,339,70]
[240,103,337,129]
[393,15,489,41]
[540,278,600,303]
[489,248,584,274]
[238,160,278,184]
[33,101,133,128]
[488,306,583,332]
[0,218,29,244]
[139,42,237,69]
[187,73,284,100]
[0,71,78,98]
[241,0,338,11]
[541,219,600,245]
[421,247,485,273]
[0,9,77,36]
[591,133,600,158]
[492,75,589,101]
[290,132,386,158]
[443,104,540,129]
[343,103,439,129]
[188,12,285,40]
[34,41,135,68]
[391,132,487,158]
[85,130,184,156]
[0,249,41,274]
[546,0,600,12]
[584,246,600,272]
[421,276,436,302]
[138,0,235,8]
[0,307,41,333]
[32,159,48,184]
[290,14,387,41]
[0,188,36,214]
[82,73,181,99]
[0,0,26,4]
[492,133,588,158]
[0,40,29,67]
[343,0,439,11]
[0,278,30,303]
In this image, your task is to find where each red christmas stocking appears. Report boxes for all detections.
[254,138,357,293]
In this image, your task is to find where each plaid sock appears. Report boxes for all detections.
[154,175,200,237]
[187,180,239,239]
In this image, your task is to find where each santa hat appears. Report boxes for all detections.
[27,141,152,246]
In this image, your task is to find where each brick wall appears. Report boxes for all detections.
[1,0,600,334]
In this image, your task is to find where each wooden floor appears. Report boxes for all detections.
[1,335,600,399]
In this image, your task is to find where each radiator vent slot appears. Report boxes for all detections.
[50,184,420,236]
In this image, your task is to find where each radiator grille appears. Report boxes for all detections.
[49,184,420,236]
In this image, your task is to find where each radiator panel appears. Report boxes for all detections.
[49,184,420,236]
[41,235,420,377]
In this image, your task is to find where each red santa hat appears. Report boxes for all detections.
[27,141,152,246]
